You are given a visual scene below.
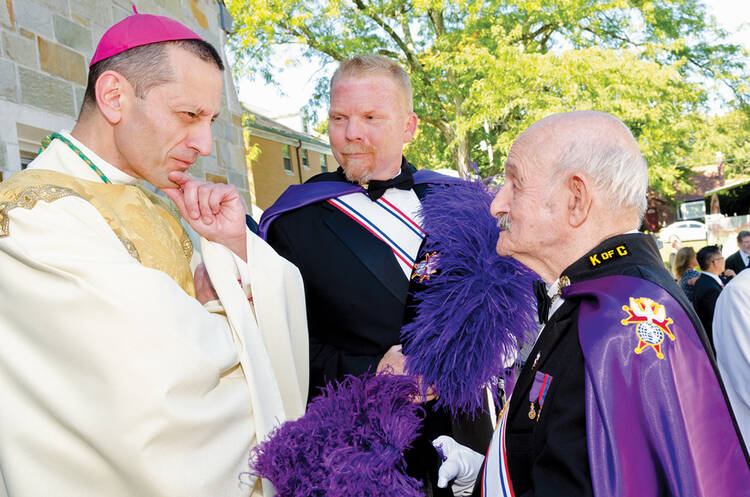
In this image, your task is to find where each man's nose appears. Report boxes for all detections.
[490,182,511,217]
[187,121,214,156]
[345,118,364,142]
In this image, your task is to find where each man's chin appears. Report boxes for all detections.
[152,177,180,191]
[495,235,513,257]
[343,164,374,184]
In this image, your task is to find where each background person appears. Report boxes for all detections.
[673,245,700,302]
[694,245,729,351]
[725,230,750,274]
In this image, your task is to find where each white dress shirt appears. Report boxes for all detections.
[704,270,724,288]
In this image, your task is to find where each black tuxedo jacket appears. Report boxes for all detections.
[725,250,748,275]
[266,162,491,496]
[693,272,723,351]
[267,167,434,398]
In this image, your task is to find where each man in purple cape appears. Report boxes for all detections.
[436,111,750,496]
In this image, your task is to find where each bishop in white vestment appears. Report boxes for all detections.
[0,12,307,497]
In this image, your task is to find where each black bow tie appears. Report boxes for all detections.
[366,173,414,201]
[533,280,551,325]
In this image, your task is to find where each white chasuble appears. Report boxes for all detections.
[0,132,307,497]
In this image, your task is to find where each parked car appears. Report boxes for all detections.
[659,220,707,244]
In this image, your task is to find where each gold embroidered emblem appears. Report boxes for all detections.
[412,252,439,282]
[621,297,676,359]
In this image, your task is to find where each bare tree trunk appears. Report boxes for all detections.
[452,88,469,178]
[455,132,470,178]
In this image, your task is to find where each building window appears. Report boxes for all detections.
[321,154,328,172]
[282,144,292,173]
[302,149,309,169]
[17,123,48,170]
[20,152,36,169]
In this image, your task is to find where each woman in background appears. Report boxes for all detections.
[674,246,700,303]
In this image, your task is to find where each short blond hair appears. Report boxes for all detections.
[330,54,413,112]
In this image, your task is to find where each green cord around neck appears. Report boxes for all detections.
[40,133,112,184]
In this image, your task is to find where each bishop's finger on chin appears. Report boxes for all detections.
[161,188,188,214]
[167,170,192,186]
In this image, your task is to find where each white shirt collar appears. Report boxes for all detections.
[545,277,568,323]
[740,250,750,265]
[61,131,139,185]
[704,271,724,287]
[531,278,567,346]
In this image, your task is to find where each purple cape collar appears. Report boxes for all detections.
[257,169,459,240]
[564,275,750,496]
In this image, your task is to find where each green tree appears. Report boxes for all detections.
[679,109,750,179]
[227,0,748,198]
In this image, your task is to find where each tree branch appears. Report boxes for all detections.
[352,0,419,68]
[428,8,445,38]
[420,115,453,139]
[581,25,748,106]
[513,22,558,46]
[286,23,346,61]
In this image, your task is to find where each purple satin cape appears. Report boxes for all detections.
[257,169,459,240]
[564,275,750,496]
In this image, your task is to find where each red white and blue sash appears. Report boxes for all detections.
[482,397,516,497]
[327,189,425,277]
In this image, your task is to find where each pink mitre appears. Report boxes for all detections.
[90,6,202,66]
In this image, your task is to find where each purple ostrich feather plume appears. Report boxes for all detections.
[249,373,424,497]
[400,178,539,415]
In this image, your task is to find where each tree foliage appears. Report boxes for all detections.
[226,0,749,199]
[685,110,750,177]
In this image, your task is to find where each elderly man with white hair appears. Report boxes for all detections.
[435,111,750,497]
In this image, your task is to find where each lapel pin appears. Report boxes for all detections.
[532,352,541,369]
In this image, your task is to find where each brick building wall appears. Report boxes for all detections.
[0,0,251,207]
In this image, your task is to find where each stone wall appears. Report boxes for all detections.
[0,0,251,206]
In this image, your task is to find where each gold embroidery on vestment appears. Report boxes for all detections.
[0,170,195,297]
[0,183,142,261]
[1,185,82,237]
[136,185,193,260]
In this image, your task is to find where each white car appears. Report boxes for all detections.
[659,220,707,244]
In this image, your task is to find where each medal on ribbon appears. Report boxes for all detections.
[528,371,552,421]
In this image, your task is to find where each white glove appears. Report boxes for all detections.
[432,435,484,497]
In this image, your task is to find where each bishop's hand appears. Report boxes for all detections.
[162,171,247,262]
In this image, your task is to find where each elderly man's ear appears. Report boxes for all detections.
[567,173,592,228]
